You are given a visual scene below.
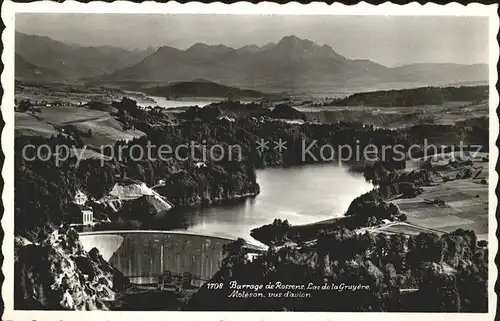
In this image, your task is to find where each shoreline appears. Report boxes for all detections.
[96,162,369,244]
[250,153,489,246]
[88,163,364,247]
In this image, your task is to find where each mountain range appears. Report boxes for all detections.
[15,32,155,81]
[15,33,488,92]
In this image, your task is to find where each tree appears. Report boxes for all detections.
[118,109,131,130]
[18,99,32,112]
[477,240,487,248]
[419,263,461,312]
[222,238,248,270]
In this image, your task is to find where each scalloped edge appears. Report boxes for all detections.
[1,1,498,320]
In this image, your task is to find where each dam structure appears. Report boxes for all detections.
[79,230,265,285]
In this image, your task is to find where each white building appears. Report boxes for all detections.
[82,208,94,226]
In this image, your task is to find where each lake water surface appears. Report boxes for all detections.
[136,96,220,108]
[81,163,373,283]
[171,164,373,243]
[129,93,257,109]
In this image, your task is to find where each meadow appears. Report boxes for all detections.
[394,157,489,240]
[15,106,145,146]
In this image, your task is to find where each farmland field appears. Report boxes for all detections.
[15,106,145,146]
[394,162,489,240]
[301,99,489,128]
[374,222,445,236]
[15,112,58,137]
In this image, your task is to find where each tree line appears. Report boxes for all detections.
[188,228,487,312]
[329,86,488,107]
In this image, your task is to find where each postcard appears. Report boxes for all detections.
[2,1,498,320]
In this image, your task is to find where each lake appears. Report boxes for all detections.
[135,96,221,108]
[80,163,372,284]
[126,92,258,109]
[169,164,373,243]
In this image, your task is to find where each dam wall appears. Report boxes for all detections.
[79,230,263,285]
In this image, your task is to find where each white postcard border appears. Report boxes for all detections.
[1,1,498,320]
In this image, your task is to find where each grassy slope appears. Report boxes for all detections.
[15,106,145,146]
[15,112,59,137]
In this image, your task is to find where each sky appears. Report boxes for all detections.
[15,13,489,66]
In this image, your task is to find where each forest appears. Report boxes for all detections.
[15,134,259,239]
[330,85,488,107]
[14,98,489,240]
[188,228,488,312]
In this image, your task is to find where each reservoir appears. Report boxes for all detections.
[80,164,372,284]
[170,163,373,243]
[135,96,218,108]
[133,94,257,109]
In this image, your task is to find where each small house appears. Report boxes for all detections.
[193,162,207,168]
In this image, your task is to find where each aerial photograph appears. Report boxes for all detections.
[12,12,491,312]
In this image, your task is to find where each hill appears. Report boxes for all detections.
[391,63,488,85]
[267,104,306,120]
[15,32,154,80]
[15,54,63,82]
[330,85,488,107]
[144,80,274,99]
[101,35,390,90]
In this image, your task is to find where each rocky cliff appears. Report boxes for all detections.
[15,227,130,310]
[98,181,173,213]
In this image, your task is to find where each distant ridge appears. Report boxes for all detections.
[101,35,487,91]
[330,85,488,107]
[15,54,63,82]
[15,32,154,80]
[15,33,488,91]
[144,80,276,99]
